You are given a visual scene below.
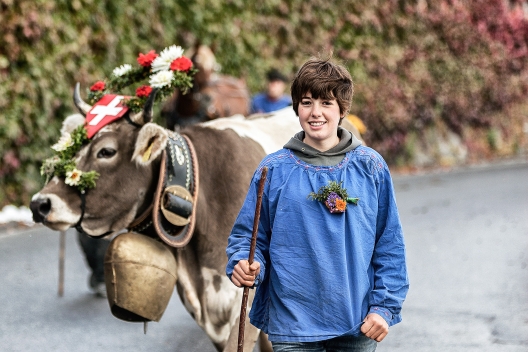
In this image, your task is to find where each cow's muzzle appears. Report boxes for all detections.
[30,197,51,223]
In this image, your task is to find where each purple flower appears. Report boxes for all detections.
[325,192,345,213]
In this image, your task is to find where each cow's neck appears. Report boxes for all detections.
[126,156,161,236]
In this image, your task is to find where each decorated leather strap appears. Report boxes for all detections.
[152,134,199,247]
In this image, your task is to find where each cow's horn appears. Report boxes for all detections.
[130,88,158,125]
[73,82,92,116]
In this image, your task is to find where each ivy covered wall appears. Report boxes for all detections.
[1,0,527,206]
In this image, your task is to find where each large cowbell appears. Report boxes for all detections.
[104,232,177,322]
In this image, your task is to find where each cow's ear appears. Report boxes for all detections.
[61,114,86,134]
[132,123,169,165]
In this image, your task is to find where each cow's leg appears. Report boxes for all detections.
[76,231,110,297]
[258,331,272,352]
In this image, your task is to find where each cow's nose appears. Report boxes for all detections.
[30,198,51,223]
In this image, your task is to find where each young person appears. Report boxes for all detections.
[226,57,409,352]
[250,68,292,114]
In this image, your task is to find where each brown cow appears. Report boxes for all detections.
[30,88,300,351]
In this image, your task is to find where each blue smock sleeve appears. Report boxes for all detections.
[368,161,409,326]
[226,167,271,286]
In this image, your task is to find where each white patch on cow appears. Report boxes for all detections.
[31,189,79,231]
[61,114,86,134]
[201,106,301,155]
[173,259,241,346]
[175,254,203,323]
[201,267,242,345]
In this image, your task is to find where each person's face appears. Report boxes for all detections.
[267,80,286,100]
[298,91,342,151]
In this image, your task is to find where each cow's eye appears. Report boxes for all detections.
[97,148,117,158]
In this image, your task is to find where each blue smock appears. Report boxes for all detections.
[226,146,409,342]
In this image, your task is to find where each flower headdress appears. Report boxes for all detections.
[41,45,196,191]
[308,181,359,213]
[40,125,98,191]
[87,45,196,112]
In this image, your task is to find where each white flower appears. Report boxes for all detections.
[151,45,184,72]
[51,133,73,152]
[149,70,174,88]
[65,169,83,186]
[41,156,59,176]
[112,64,132,77]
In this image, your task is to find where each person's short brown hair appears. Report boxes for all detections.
[291,57,354,117]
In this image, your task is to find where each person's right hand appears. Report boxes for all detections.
[231,259,261,287]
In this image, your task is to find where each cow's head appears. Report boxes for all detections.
[30,85,169,237]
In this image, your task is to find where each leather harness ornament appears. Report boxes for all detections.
[127,131,199,248]
[152,132,199,247]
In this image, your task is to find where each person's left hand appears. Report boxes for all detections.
[360,313,389,342]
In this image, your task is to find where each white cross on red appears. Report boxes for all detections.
[88,95,125,126]
[85,94,130,138]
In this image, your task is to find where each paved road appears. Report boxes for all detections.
[1,161,527,351]
[379,161,528,352]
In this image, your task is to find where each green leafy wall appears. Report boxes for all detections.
[1,0,527,206]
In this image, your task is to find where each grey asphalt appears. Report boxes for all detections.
[379,160,528,352]
[1,160,527,351]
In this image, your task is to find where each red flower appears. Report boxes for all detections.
[90,81,105,91]
[136,85,153,98]
[170,56,193,71]
[137,50,158,67]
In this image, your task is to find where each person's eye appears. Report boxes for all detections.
[301,100,311,106]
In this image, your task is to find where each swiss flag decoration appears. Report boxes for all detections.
[85,95,130,138]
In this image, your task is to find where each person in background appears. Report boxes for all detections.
[77,231,109,297]
[226,57,409,352]
[250,68,292,114]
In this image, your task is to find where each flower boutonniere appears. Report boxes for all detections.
[308,181,359,214]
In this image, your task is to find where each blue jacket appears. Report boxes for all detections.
[226,146,409,342]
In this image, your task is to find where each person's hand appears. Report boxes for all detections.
[360,313,389,342]
[230,259,261,287]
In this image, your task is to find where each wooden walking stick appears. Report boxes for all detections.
[58,230,66,297]
[237,166,268,352]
